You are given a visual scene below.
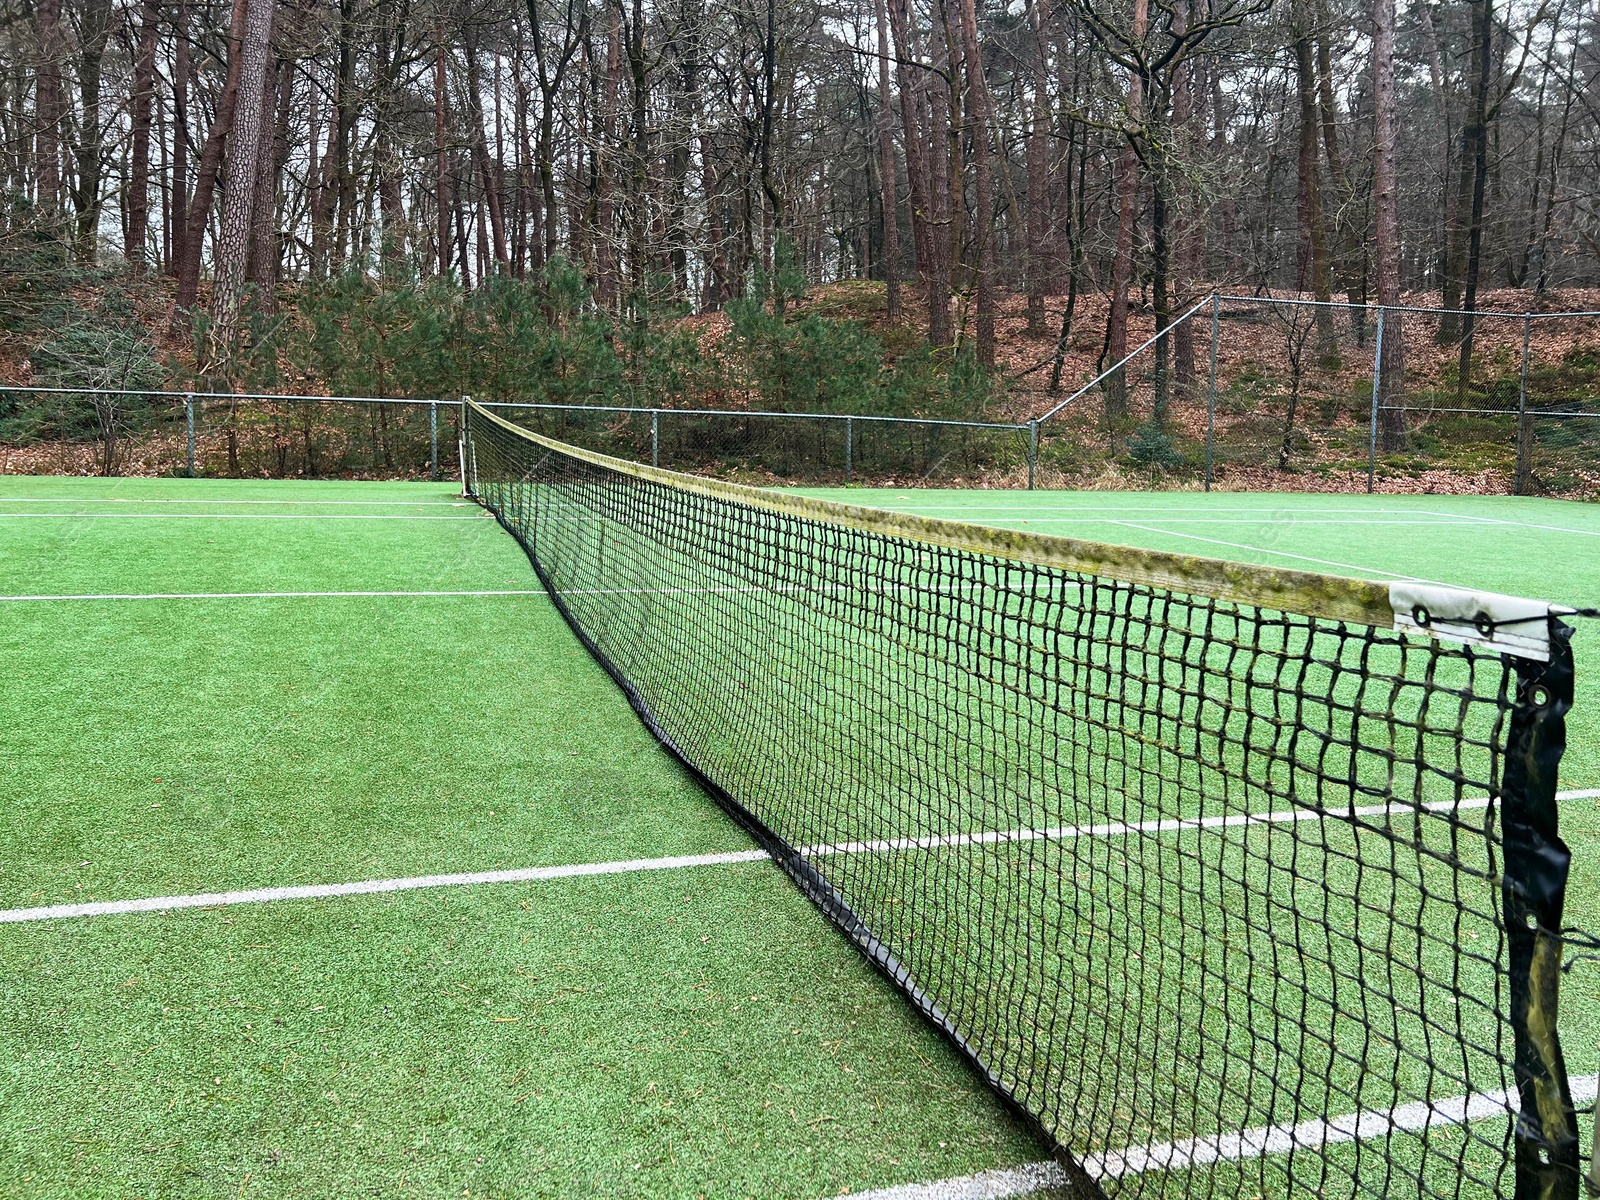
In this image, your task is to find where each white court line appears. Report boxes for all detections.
[4,791,1592,926]
[880,506,1451,515]
[1098,520,1449,584]
[0,850,771,923]
[0,497,468,507]
[0,512,487,521]
[845,1075,1600,1200]
[0,589,545,603]
[1417,509,1600,539]
[946,518,1511,527]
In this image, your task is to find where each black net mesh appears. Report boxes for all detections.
[462,402,1584,1199]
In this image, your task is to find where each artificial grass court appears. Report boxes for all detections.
[1,476,1597,1200]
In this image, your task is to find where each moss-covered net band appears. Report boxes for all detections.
[461,400,1584,1199]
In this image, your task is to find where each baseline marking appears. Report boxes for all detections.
[842,1075,1600,1200]
[3,791,1591,925]
[0,589,545,603]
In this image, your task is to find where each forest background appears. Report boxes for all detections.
[1,0,1597,486]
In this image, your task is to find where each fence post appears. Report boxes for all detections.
[1027,421,1038,491]
[651,410,659,468]
[430,400,439,481]
[185,393,195,477]
[1515,314,1532,496]
[1205,294,1221,492]
[844,416,853,485]
[1367,308,1385,495]
[459,395,472,496]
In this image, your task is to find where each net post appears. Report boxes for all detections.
[1367,308,1385,494]
[844,416,853,485]
[1501,621,1580,1199]
[1591,1101,1600,1200]
[1516,314,1533,497]
[459,395,472,497]
[1027,420,1038,491]
[1205,294,1220,491]
[184,393,195,477]
[430,400,439,481]
[651,410,659,469]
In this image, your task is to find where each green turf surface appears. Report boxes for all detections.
[4,476,1598,1199]
[0,478,1045,1198]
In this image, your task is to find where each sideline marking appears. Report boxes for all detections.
[0,589,545,603]
[4,792,1592,925]
[842,1076,1600,1199]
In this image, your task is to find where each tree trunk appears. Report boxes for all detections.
[1103,0,1146,422]
[887,0,946,346]
[873,0,900,320]
[463,23,510,270]
[1372,0,1406,453]
[1024,0,1052,336]
[127,0,160,275]
[247,58,291,307]
[1292,27,1337,361]
[169,1,191,276]
[33,0,64,230]
[72,0,114,264]
[175,0,250,314]
[436,33,451,278]
[1454,0,1493,399]
[211,0,278,340]
[957,0,994,368]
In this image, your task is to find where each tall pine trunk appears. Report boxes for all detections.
[174,0,250,314]
[127,0,160,275]
[873,0,900,320]
[210,0,278,342]
[957,0,994,367]
[1372,0,1406,453]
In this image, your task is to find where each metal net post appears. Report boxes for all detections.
[185,393,196,477]
[430,400,439,481]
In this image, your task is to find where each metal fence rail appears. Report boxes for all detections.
[0,387,1038,488]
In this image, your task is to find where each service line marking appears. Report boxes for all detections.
[0,512,487,521]
[0,497,468,507]
[4,791,1593,925]
[842,1075,1600,1200]
[0,850,771,923]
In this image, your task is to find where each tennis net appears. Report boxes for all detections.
[461,399,1588,1199]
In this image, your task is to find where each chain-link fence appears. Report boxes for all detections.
[497,402,1033,488]
[1032,296,1600,497]
[0,387,1034,488]
[0,387,452,479]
